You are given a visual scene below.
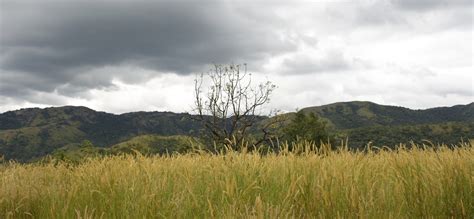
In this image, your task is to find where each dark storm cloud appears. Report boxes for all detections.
[0,0,296,97]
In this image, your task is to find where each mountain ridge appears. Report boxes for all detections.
[3,100,473,118]
[301,101,473,129]
[1,101,473,161]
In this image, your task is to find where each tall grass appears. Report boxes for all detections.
[1,142,473,218]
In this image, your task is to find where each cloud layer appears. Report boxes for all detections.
[1,0,296,95]
[0,0,472,113]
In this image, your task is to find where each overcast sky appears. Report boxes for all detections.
[0,0,472,114]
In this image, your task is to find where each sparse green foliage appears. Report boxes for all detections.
[281,111,330,145]
[80,140,94,148]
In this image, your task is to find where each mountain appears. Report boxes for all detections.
[0,106,203,161]
[0,101,473,161]
[301,101,474,129]
[343,121,474,147]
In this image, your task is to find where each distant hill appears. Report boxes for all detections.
[49,135,200,163]
[108,135,201,155]
[0,106,203,161]
[0,101,472,161]
[301,101,474,129]
[343,121,474,147]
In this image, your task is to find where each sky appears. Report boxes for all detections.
[0,0,472,114]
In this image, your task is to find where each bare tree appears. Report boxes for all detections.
[193,63,277,150]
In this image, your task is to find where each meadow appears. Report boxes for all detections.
[1,142,473,218]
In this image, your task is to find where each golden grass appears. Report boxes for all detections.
[1,142,473,218]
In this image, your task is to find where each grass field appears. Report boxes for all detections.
[1,142,473,218]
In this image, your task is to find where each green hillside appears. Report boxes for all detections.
[48,135,201,163]
[0,106,203,161]
[0,101,472,162]
[108,135,202,155]
[301,101,474,129]
[343,121,474,148]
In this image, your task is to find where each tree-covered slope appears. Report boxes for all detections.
[301,101,474,129]
[0,101,472,161]
[0,106,203,161]
[108,135,201,155]
[344,121,474,148]
[48,135,201,163]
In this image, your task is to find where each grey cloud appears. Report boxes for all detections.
[355,1,406,26]
[281,50,352,75]
[391,0,472,11]
[1,0,471,112]
[0,0,296,98]
[350,0,472,29]
[433,87,474,97]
